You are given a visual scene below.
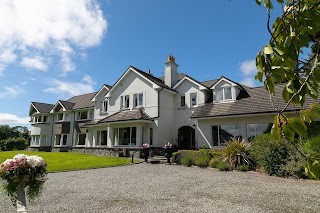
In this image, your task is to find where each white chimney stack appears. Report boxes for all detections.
[164,55,179,88]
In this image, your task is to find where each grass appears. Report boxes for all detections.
[0,151,135,172]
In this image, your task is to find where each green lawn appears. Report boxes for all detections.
[0,151,135,172]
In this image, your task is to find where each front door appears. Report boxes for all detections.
[178,126,195,150]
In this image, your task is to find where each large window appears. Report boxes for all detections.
[217,87,233,101]
[113,127,136,146]
[180,95,186,108]
[246,123,272,141]
[76,134,86,146]
[32,115,48,123]
[78,111,88,120]
[133,93,143,107]
[212,124,242,146]
[31,135,40,146]
[190,93,197,107]
[121,95,130,109]
[57,113,63,121]
[97,130,108,146]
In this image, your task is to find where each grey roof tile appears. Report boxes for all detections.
[191,84,320,118]
[66,92,97,110]
[31,102,54,113]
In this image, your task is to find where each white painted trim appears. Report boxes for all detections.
[173,76,208,90]
[91,85,110,101]
[211,77,238,89]
[50,101,67,113]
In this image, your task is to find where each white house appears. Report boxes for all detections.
[29,55,320,156]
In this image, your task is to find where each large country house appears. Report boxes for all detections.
[29,55,319,156]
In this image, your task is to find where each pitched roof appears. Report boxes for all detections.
[200,79,219,88]
[31,102,54,113]
[131,66,178,93]
[191,84,320,118]
[59,100,75,110]
[67,92,97,110]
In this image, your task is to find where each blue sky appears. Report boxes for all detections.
[0,0,277,127]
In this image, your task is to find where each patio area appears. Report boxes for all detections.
[1,163,320,212]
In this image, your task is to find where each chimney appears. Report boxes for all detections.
[164,54,179,88]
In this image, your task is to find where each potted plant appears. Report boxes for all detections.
[141,143,150,163]
[163,142,173,164]
[0,154,47,213]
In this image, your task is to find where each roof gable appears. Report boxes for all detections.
[91,85,111,101]
[29,102,54,116]
[211,76,244,90]
[173,75,209,90]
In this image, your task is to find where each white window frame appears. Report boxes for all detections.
[190,92,197,107]
[113,127,137,146]
[77,111,88,120]
[133,92,144,108]
[121,95,130,109]
[180,95,186,108]
[97,130,108,146]
[55,134,68,146]
[221,86,233,101]
[76,133,87,146]
[57,113,64,121]
[31,135,41,146]
[211,124,242,146]
[102,100,108,112]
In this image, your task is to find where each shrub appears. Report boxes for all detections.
[251,134,289,176]
[223,138,253,169]
[281,150,307,179]
[302,135,320,157]
[181,155,194,167]
[194,155,210,168]
[238,164,250,172]
[0,137,28,151]
[216,161,230,171]
[208,158,219,168]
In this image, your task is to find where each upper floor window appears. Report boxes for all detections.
[78,111,88,120]
[32,115,49,123]
[217,87,232,101]
[133,93,143,107]
[190,93,197,107]
[57,113,63,121]
[102,100,108,112]
[121,95,130,109]
[180,95,186,108]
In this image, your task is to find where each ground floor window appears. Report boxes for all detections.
[76,134,86,146]
[113,127,136,145]
[55,134,67,146]
[246,123,272,141]
[31,135,41,146]
[212,124,242,146]
[97,130,108,146]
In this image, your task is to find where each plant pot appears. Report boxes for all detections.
[164,148,173,164]
[142,148,150,162]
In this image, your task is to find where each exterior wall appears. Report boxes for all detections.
[108,71,158,117]
[196,113,276,148]
[52,111,75,148]
[30,113,54,147]
[93,88,109,120]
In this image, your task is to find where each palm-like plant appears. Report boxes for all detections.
[222,138,253,169]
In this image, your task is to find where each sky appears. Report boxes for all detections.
[0,0,278,127]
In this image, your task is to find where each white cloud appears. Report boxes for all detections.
[240,60,257,76]
[43,75,96,98]
[0,113,29,124]
[0,86,24,99]
[20,81,28,85]
[0,63,5,76]
[0,0,107,74]
[240,77,256,87]
[20,56,48,71]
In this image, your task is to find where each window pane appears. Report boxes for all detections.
[119,127,130,145]
[219,125,235,145]
[97,131,100,145]
[212,126,219,146]
[133,94,137,107]
[247,123,271,141]
[149,128,153,145]
[125,95,130,108]
[224,87,232,100]
[101,130,108,145]
[62,135,67,145]
[216,89,223,101]
[131,127,136,145]
[78,134,86,145]
[191,93,197,106]
[113,128,118,145]
[79,111,87,120]
[180,96,185,107]
[55,135,61,145]
[43,116,48,122]
[57,113,63,121]
[138,93,143,106]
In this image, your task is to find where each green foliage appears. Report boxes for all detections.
[0,138,28,151]
[305,159,320,179]
[208,158,219,168]
[251,134,289,176]
[0,125,29,141]
[181,155,194,167]
[281,151,307,179]
[194,155,210,168]
[216,161,230,171]
[222,138,253,169]
[302,135,320,157]
[0,151,133,172]
[238,164,250,172]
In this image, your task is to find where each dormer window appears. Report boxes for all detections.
[217,87,233,101]
[190,93,197,107]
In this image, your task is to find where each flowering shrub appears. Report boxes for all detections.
[0,154,47,205]
[142,143,150,148]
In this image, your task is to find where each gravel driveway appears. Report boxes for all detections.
[1,163,320,213]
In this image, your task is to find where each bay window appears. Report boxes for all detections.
[76,134,86,146]
[113,127,136,146]
[55,134,67,146]
[97,130,108,146]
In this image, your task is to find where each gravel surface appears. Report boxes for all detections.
[1,163,320,213]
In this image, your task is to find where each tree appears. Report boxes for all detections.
[255,0,320,178]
